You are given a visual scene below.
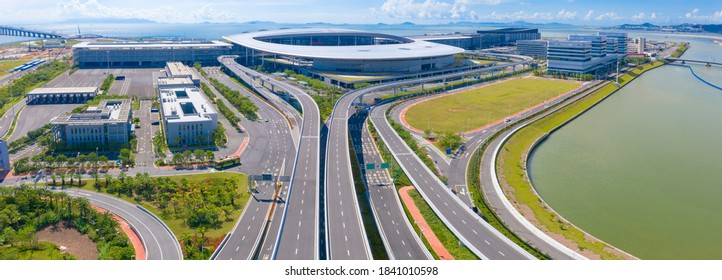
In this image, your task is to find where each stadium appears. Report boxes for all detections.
[223,28,465,74]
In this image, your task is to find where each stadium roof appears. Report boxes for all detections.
[223,28,464,61]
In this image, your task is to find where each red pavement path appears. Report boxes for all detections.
[91,205,146,260]
[398,186,454,260]
[399,78,585,135]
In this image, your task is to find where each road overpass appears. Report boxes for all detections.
[0,26,62,38]
[667,58,722,67]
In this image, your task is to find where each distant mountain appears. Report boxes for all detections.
[245,21,276,25]
[60,18,155,24]
[400,22,415,26]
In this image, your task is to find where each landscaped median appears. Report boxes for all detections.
[495,61,664,260]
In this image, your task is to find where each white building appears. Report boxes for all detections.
[637,37,646,54]
[51,99,132,145]
[159,85,218,147]
[165,62,201,86]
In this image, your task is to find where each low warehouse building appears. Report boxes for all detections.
[25,87,99,104]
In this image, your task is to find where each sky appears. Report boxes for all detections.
[1,0,722,25]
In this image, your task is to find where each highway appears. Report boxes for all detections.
[62,188,183,260]
[203,65,297,260]
[370,101,533,259]
[220,59,321,260]
[386,79,606,260]
[325,84,372,260]
[349,112,432,260]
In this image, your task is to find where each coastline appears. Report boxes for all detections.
[496,62,665,260]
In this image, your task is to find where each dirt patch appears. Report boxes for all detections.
[35,222,98,260]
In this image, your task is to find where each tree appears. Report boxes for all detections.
[193,150,205,162]
[60,173,66,186]
[56,154,68,166]
[172,152,184,165]
[93,173,101,191]
[183,150,193,163]
[75,173,82,187]
[119,148,133,167]
[439,132,463,151]
[99,156,109,168]
[44,155,55,167]
[424,128,432,139]
[205,151,215,162]
[2,227,17,247]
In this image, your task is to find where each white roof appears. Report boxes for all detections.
[223,28,464,61]
[159,87,216,123]
[73,40,231,49]
[27,87,98,95]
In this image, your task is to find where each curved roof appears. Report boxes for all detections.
[223,28,464,61]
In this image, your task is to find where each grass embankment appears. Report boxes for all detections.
[80,172,250,259]
[348,138,388,260]
[1,103,24,140]
[0,59,31,73]
[367,120,470,260]
[497,62,664,260]
[405,78,579,134]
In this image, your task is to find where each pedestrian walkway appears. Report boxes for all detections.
[398,186,454,260]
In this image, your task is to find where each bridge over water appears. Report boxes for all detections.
[0,26,63,39]
[667,58,722,67]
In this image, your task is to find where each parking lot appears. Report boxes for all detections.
[8,103,80,142]
[46,68,162,99]
[108,68,163,99]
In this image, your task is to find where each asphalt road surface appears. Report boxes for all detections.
[370,101,534,260]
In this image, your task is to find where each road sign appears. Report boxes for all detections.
[446,148,452,155]
[261,173,273,181]
[380,163,390,169]
[366,163,376,170]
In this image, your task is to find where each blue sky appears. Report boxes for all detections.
[2,0,722,25]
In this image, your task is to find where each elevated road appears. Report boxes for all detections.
[204,65,297,260]
[221,60,322,260]
[370,101,533,259]
[349,112,432,260]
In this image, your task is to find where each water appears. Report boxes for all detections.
[529,37,722,259]
[0,35,34,45]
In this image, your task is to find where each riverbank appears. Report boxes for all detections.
[496,61,664,260]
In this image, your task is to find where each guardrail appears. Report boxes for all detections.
[135,204,184,260]
[209,232,232,260]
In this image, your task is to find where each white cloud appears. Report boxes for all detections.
[595,12,622,21]
[632,12,645,20]
[557,9,577,20]
[583,10,594,21]
[650,12,657,19]
[373,0,479,20]
[683,8,722,22]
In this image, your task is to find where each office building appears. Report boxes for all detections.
[598,31,628,56]
[72,40,232,68]
[0,140,9,173]
[50,99,132,145]
[414,28,542,50]
[637,37,646,54]
[159,83,218,147]
[517,40,549,59]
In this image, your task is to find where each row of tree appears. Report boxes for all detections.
[13,151,116,174]
[200,82,241,131]
[99,74,114,93]
[0,187,134,260]
[208,78,259,121]
[171,149,216,165]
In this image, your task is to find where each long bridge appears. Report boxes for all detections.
[667,58,722,67]
[0,25,63,39]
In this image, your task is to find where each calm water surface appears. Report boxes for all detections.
[529,39,722,259]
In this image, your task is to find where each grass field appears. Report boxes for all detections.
[405,78,580,133]
[496,62,664,260]
[0,59,31,74]
[0,242,75,260]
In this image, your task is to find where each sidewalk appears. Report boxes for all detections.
[398,186,454,260]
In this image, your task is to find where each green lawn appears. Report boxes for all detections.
[405,78,580,133]
[496,62,664,260]
[471,59,495,65]
[0,59,31,74]
[0,242,75,260]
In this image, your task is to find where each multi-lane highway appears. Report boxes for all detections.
[204,65,297,260]
[349,112,432,260]
[325,83,373,260]
[369,101,534,259]
[219,60,322,260]
[63,189,183,260]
